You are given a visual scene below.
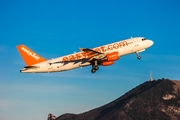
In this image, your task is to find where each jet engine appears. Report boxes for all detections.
[106,52,119,61]
[101,52,119,66]
[102,61,114,66]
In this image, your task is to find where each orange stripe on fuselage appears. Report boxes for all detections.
[61,40,128,62]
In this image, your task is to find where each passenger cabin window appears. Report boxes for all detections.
[142,38,146,41]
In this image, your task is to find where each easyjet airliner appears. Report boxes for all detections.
[16,37,153,73]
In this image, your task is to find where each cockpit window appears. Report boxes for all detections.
[142,38,146,41]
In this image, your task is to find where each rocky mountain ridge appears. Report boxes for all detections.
[48,79,180,120]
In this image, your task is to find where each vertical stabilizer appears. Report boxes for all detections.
[16,44,47,66]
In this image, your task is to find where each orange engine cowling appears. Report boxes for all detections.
[102,61,114,66]
[106,52,119,61]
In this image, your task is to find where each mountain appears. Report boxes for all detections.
[49,79,180,120]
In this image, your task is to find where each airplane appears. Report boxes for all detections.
[16,37,154,73]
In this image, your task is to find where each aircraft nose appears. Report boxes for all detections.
[147,40,154,46]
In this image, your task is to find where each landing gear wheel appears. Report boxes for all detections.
[94,65,99,70]
[135,52,141,60]
[91,60,99,73]
[91,68,96,73]
[137,56,141,60]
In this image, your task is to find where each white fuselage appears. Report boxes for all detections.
[20,37,153,73]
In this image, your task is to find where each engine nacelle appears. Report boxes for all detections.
[106,52,119,61]
[102,61,114,66]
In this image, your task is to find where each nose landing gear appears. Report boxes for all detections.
[137,56,141,60]
[135,52,141,60]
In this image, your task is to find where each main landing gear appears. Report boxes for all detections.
[135,52,141,60]
[91,60,99,73]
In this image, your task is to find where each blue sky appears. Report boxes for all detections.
[0,0,180,120]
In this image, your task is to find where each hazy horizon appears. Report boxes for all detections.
[1,0,180,120]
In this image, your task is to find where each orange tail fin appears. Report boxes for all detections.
[16,44,47,66]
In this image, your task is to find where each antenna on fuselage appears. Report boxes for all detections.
[149,71,153,81]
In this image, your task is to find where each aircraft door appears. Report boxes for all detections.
[135,39,140,46]
[134,39,139,51]
[134,40,139,49]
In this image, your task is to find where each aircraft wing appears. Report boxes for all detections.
[80,48,106,61]
[80,48,102,54]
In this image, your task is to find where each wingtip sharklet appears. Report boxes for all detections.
[79,48,83,51]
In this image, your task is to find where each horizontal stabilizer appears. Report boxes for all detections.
[24,66,39,68]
